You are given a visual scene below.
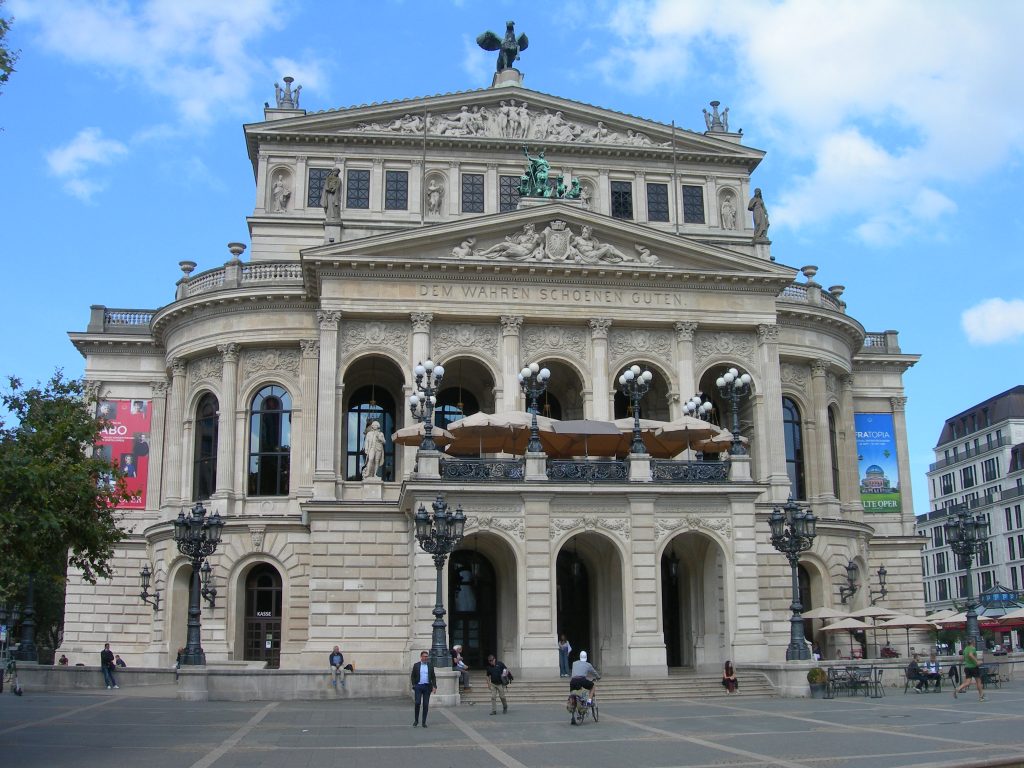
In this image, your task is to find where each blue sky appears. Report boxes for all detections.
[2,0,1023,514]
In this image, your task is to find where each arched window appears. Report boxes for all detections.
[783,397,806,500]
[346,385,395,481]
[248,385,291,496]
[828,406,841,499]
[192,392,219,500]
[434,387,479,428]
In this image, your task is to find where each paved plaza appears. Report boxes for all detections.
[3,685,1024,768]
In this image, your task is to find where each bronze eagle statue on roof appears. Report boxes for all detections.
[477,20,529,72]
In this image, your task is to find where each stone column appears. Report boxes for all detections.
[297,339,320,497]
[314,311,341,500]
[890,396,915,528]
[409,159,422,219]
[519,493,556,677]
[626,495,667,675]
[163,358,188,506]
[673,322,698,406]
[410,312,433,368]
[634,171,648,223]
[294,155,308,211]
[810,360,838,509]
[756,324,790,498]
[370,158,384,213]
[589,319,612,420]
[255,151,268,214]
[215,344,239,502]
[485,163,498,213]
[448,163,459,216]
[499,315,523,412]
[146,380,169,515]
[840,374,864,516]
[597,170,610,216]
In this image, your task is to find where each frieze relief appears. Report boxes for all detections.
[780,362,809,387]
[550,517,631,541]
[465,515,525,541]
[189,355,222,388]
[433,323,500,361]
[656,516,732,541]
[826,372,838,395]
[609,328,673,363]
[521,326,587,364]
[447,220,660,266]
[354,103,671,148]
[241,348,300,382]
[693,331,756,368]
[340,321,410,357]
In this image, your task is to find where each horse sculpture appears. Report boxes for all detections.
[477,20,529,72]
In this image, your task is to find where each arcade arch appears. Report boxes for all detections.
[660,530,729,669]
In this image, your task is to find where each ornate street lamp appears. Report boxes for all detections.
[869,565,888,605]
[716,367,752,455]
[943,507,989,647]
[414,495,466,669]
[768,497,818,660]
[139,565,161,611]
[839,560,860,604]
[683,394,714,421]
[173,501,225,666]
[13,574,37,662]
[409,359,445,451]
[618,364,653,455]
[518,362,551,453]
[201,560,218,608]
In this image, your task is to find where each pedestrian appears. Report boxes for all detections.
[115,654,127,668]
[954,640,985,701]
[452,644,470,689]
[721,660,738,693]
[100,643,119,689]
[558,634,572,677]
[485,653,512,715]
[410,650,436,728]
[58,654,69,666]
[329,645,346,688]
[175,647,185,681]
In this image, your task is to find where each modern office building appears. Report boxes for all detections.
[57,59,922,676]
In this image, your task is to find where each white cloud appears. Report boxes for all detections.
[595,0,1024,245]
[962,298,1024,345]
[270,57,327,100]
[45,128,129,202]
[461,34,490,84]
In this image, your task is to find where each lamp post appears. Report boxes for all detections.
[409,359,445,451]
[943,508,989,647]
[414,495,466,669]
[618,364,653,454]
[768,497,818,660]
[518,362,551,453]
[716,367,751,455]
[173,501,225,665]
[683,394,714,421]
[839,560,860,604]
[139,565,161,611]
[14,574,37,662]
[869,565,888,605]
[201,560,218,608]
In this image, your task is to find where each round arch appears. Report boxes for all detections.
[227,555,292,668]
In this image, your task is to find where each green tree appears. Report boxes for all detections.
[0,372,131,601]
[0,0,18,94]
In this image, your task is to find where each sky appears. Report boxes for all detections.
[1,0,1022,515]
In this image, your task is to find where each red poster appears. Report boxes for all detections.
[96,399,152,509]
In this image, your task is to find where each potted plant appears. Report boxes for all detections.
[807,667,828,699]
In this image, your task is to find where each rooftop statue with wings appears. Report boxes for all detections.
[477,20,529,72]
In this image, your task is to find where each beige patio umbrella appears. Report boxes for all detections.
[612,417,673,457]
[934,612,1000,629]
[925,608,957,622]
[549,419,625,458]
[391,423,454,449]
[693,428,748,456]
[998,606,1024,623]
[801,606,849,620]
[653,415,719,454]
[446,410,561,455]
[821,616,872,658]
[876,614,938,658]
[847,605,898,619]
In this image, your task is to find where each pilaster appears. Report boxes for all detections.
[146,380,169,515]
[588,318,612,420]
[298,340,320,497]
[673,322,698,413]
[499,315,523,412]
[163,358,188,507]
[214,344,239,505]
[890,395,915,529]
[811,359,838,512]
[756,324,789,498]
[840,374,864,516]
[314,311,341,500]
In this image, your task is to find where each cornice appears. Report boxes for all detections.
[775,305,866,349]
[151,290,313,339]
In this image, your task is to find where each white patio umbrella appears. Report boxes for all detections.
[801,606,848,620]
[821,617,872,658]
[846,606,897,658]
[875,614,938,658]
[925,608,957,622]
[391,423,454,448]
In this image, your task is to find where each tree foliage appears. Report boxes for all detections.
[0,0,18,93]
[0,372,131,600]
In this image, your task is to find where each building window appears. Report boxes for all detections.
[610,181,633,219]
[346,386,395,482]
[192,393,219,501]
[983,457,1000,483]
[828,406,841,499]
[1010,537,1016,561]
[1014,569,1020,591]
[937,579,949,601]
[934,551,947,574]
[646,183,669,222]
[384,170,408,210]
[782,397,806,500]
[499,174,521,212]
[307,168,331,208]
[941,473,955,495]
[1007,507,1013,530]
[434,388,479,430]
[346,169,370,209]
[462,173,484,213]
[682,184,706,223]
[248,385,292,496]
[962,465,976,489]
[1017,505,1022,529]
[933,526,944,547]
[980,571,994,591]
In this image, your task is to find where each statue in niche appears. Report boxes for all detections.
[271,173,291,213]
[570,225,628,264]
[579,183,592,210]
[476,223,542,260]
[522,145,550,193]
[320,168,342,220]
[748,188,770,241]
[361,420,385,481]
[477,20,529,72]
[720,196,737,230]
[449,237,476,259]
[426,179,445,216]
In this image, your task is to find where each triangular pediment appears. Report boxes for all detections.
[301,204,795,297]
[246,86,763,165]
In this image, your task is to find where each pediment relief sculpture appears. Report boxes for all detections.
[355,102,670,147]
[447,220,660,266]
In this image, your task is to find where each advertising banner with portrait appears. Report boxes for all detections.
[855,413,901,514]
[96,399,151,509]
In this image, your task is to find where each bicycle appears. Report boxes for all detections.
[566,688,599,725]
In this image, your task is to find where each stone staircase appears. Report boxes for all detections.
[458,669,776,705]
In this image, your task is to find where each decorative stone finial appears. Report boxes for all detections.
[274,76,301,109]
[227,242,247,262]
[179,260,197,277]
[828,285,845,298]
[703,101,730,133]
[801,265,819,283]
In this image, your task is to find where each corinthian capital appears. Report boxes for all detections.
[500,315,524,336]
[300,339,320,357]
[674,321,697,341]
[410,312,433,332]
[756,324,780,344]
[811,359,829,377]
[218,343,240,363]
[890,396,908,412]
[317,310,342,330]
[170,358,188,376]
[589,318,612,339]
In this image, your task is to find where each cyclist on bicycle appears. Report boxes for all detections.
[568,650,601,707]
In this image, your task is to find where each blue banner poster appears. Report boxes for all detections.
[855,413,901,514]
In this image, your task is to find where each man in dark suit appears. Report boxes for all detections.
[409,651,436,727]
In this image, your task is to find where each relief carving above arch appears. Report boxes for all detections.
[464,515,525,541]
[549,517,631,541]
[240,348,300,383]
[340,320,410,357]
[656,516,732,541]
[189,355,222,388]
[521,326,587,364]
[433,323,500,361]
[609,328,673,362]
[694,331,756,368]
[780,362,809,387]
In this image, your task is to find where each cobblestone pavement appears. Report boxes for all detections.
[2,685,1024,768]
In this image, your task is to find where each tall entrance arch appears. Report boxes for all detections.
[556,533,625,671]
[243,563,283,668]
[661,531,729,670]
[447,533,518,668]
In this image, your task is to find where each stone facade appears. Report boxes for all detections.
[61,76,923,677]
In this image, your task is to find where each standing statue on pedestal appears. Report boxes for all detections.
[522,145,550,195]
[361,420,385,481]
[320,168,342,221]
[748,188,770,241]
[477,20,529,72]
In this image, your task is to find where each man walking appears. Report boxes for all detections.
[410,651,436,727]
[329,645,346,688]
[954,640,985,701]
[485,653,511,715]
[100,643,119,689]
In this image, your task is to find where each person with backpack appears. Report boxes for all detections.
[485,654,512,715]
